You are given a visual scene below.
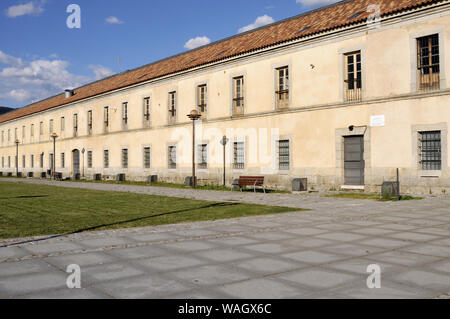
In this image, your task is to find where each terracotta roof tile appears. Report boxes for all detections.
[0,0,443,124]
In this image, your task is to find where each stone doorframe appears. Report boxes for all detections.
[335,126,371,187]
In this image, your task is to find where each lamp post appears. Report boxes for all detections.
[51,133,58,179]
[220,136,229,186]
[81,148,85,178]
[187,109,201,188]
[14,139,20,176]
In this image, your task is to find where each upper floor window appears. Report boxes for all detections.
[122,102,128,128]
[168,91,177,125]
[39,122,43,136]
[7,129,10,141]
[232,76,244,116]
[197,84,207,116]
[419,131,441,170]
[344,51,362,102]
[30,124,34,137]
[1,130,3,144]
[73,114,78,136]
[197,144,208,169]
[276,66,289,109]
[143,97,151,126]
[104,106,109,130]
[22,126,25,139]
[61,117,65,132]
[87,110,93,134]
[417,34,440,92]
[49,119,54,135]
[14,128,18,140]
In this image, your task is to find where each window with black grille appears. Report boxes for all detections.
[122,102,128,128]
[143,97,151,125]
[104,106,109,130]
[144,147,151,169]
[420,131,441,170]
[233,142,245,169]
[87,110,93,134]
[61,153,65,169]
[417,34,440,91]
[168,146,177,169]
[278,140,290,170]
[197,144,208,169]
[104,149,109,168]
[168,91,177,125]
[121,148,128,169]
[87,151,93,169]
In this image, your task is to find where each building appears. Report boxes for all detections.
[0,0,449,194]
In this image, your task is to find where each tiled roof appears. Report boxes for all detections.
[0,0,443,124]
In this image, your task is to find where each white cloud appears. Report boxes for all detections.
[184,36,211,50]
[6,1,44,18]
[0,51,115,105]
[238,15,275,33]
[105,16,124,24]
[296,0,340,7]
[88,65,115,80]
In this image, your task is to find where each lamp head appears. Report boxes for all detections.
[51,132,58,139]
[187,109,201,120]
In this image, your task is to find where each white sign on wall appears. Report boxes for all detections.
[370,115,385,127]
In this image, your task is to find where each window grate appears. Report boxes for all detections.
[144,147,151,169]
[419,131,441,170]
[233,142,245,169]
[104,150,109,169]
[197,144,208,169]
[87,151,93,169]
[121,149,128,169]
[279,140,290,170]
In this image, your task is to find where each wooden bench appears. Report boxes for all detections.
[231,176,266,193]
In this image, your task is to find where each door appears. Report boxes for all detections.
[344,136,364,185]
[72,149,80,175]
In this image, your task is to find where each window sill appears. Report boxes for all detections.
[419,170,441,178]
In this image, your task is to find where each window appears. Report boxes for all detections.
[344,51,362,101]
[197,144,207,169]
[87,110,93,134]
[233,142,245,169]
[73,114,78,136]
[14,127,17,140]
[61,117,65,132]
[1,157,4,168]
[61,153,65,169]
[22,126,25,139]
[104,149,109,168]
[143,97,150,125]
[168,146,177,169]
[121,148,128,169]
[276,66,289,109]
[31,124,34,137]
[417,34,440,91]
[168,91,177,125]
[49,119,54,135]
[8,156,11,168]
[143,147,151,169]
[122,102,128,128]
[232,76,244,116]
[104,106,109,130]
[30,155,34,168]
[40,153,44,168]
[278,140,290,170]
[1,130,3,144]
[22,155,25,168]
[49,153,54,172]
[87,151,93,168]
[197,84,207,116]
[419,131,441,170]
[39,122,43,136]
[7,129,10,141]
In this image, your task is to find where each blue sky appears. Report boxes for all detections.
[0,0,338,108]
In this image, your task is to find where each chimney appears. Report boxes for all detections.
[64,89,74,98]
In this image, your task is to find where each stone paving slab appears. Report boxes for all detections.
[0,178,449,299]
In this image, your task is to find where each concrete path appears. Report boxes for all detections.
[0,178,449,299]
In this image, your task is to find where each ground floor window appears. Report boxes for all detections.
[104,150,109,169]
[87,151,93,169]
[168,146,177,169]
[420,131,441,170]
[197,144,207,169]
[233,142,245,169]
[121,149,128,169]
[143,147,151,169]
[278,140,290,170]
[40,153,44,168]
[61,153,65,169]
[31,155,34,168]
[22,155,25,168]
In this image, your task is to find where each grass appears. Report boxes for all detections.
[324,192,423,201]
[0,181,304,239]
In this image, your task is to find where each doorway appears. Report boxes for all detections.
[344,135,364,185]
[72,149,80,175]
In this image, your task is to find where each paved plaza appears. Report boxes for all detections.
[0,179,449,299]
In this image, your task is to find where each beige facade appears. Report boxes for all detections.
[1,4,449,194]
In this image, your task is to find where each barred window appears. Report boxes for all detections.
[121,148,128,169]
[144,97,151,123]
[104,106,109,128]
[279,140,290,170]
[49,119,54,135]
[168,92,177,124]
[61,153,65,169]
[276,66,289,109]
[232,76,244,116]
[144,147,151,169]
[197,144,208,169]
[73,114,78,136]
[345,51,362,101]
[233,142,245,169]
[40,153,44,168]
[419,131,441,170]
[417,34,440,91]
[30,155,34,168]
[104,150,109,168]
[87,110,93,133]
[122,102,128,127]
[87,151,93,168]
[168,146,177,169]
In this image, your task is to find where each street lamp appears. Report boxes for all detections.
[51,133,58,179]
[187,109,201,188]
[220,136,229,186]
[14,139,20,176]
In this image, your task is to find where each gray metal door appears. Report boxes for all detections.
[72,149,80,175]
[344,136,364,185]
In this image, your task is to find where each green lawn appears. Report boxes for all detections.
[0,181,303,239]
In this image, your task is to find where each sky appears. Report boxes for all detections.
[0,0,340,109]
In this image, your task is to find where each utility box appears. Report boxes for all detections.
[116,173,126,182]
[94,174,102,181]
[184,176,197,186]
[147,175,158,184]
[292,178,308,192]
[382,182,399,198]
[27,172,33,178]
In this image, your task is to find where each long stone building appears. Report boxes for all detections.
[0,0,449,194]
